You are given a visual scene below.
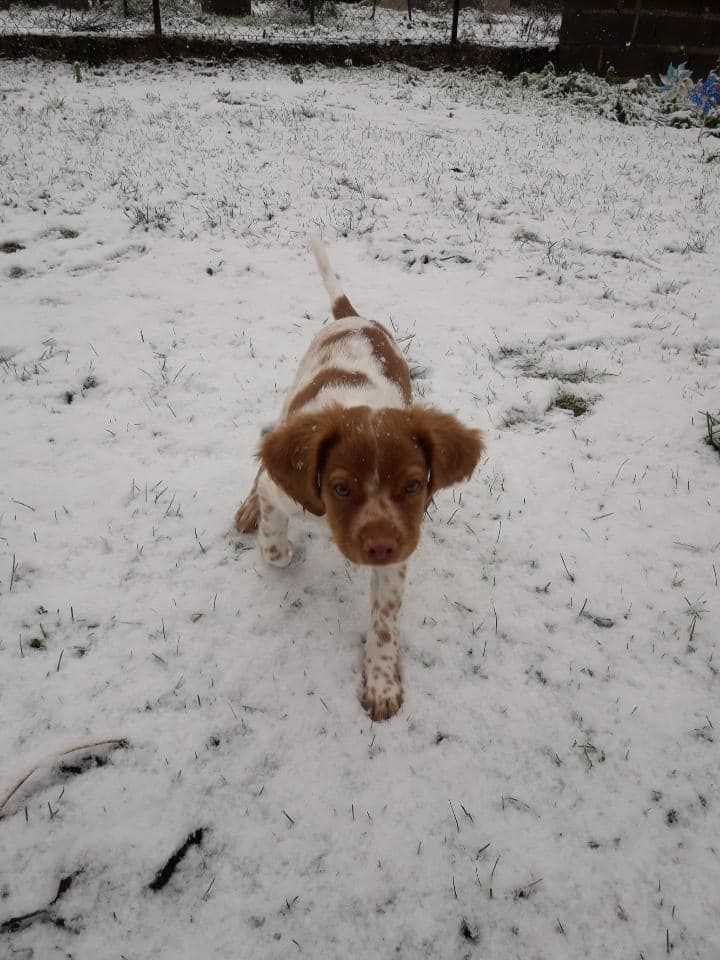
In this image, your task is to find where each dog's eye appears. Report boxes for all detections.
[333,483,351,499]
[404,479,422,494]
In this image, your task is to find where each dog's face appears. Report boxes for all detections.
[260,405,483,566]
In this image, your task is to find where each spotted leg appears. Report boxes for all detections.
[362,563,406,721]
[256,476,293,568]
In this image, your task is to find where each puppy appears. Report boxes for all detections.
[235,238,483,720]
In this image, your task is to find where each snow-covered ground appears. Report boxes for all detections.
[0,0,558,46]
[1,58,718,959]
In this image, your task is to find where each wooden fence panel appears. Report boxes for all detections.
[558,0,720,77]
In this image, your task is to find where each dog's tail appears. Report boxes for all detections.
[308,235,358,321]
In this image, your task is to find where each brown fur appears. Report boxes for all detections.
[362,323,412,405]
[316,329,356,350]
[287,368,370,417]
[309,323,411,405]
[234,469,260,532]
[259,405,483,566]
[259,406,339,517]
[236,242,483,722]
[362,682,402,721]
[332,294,358,320]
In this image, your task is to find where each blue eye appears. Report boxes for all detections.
[333,483,351,498]
[404,479,422,494]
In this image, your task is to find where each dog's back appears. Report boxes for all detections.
[281,238,412,419]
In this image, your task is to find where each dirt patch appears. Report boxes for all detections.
[0,33,553,76]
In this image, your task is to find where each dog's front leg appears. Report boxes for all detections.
[256,476,293,568]
[362,563,406,721]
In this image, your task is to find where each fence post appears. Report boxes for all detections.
[152,0,162,36]
[450,0,460,45]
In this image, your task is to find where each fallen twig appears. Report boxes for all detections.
[149,828,205,892]
[0,871,81,934]
[0,738,128,818]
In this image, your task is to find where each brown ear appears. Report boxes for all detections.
[259,409,340,516]
[410,407,484,494]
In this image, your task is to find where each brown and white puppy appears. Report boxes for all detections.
[235,238,483,721]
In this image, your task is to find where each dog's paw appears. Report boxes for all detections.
[261,540,294,568]
[234,494,259,533]
[362,666,403,721]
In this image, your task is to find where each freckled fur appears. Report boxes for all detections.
[234,237,484,721]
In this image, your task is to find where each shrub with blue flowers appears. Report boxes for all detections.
[660,62,720,135]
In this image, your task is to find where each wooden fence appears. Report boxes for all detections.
[558,0,720,76]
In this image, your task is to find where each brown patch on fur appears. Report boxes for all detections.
[410,407,485,495]
[261,404,483,565]
[362,682,403,721]
[316,407,428,565]
[315,331,356,366]
[319,329,356,350]
[288,368,370,416]
[376,629,392,646]
[362,323,412,405]
[259,407,341,517]
[234,469,261,532]
[332,294,358,320]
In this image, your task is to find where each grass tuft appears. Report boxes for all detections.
[554,392,591,416]
[705,411,720,454]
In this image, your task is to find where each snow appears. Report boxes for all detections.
[1,58,719,959]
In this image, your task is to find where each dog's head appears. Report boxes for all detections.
[260,405,483,566]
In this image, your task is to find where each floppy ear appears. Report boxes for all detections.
[259,409,340,516]
[410,407,484,495]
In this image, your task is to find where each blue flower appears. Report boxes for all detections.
[688,73,720,118]
[659,62,693,93]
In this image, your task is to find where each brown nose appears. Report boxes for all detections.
[363,537,398,563]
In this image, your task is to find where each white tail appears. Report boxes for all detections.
[308,235,357,320]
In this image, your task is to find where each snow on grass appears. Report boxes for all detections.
[0,0,559,46]
[1,58,719,959]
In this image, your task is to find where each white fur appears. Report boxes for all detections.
[282,316,407,418]
[248,241,417,720]
[308,234,345,305]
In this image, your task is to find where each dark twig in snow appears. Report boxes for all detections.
[560,554,575,583]
[0,739,128,818]
[148,828,205,891]
[489,855,500,898]
[611,458,629,485]
[0,870,81,934]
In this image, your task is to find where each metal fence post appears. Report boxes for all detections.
[450,0,460,45]
[153,0,162,36]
